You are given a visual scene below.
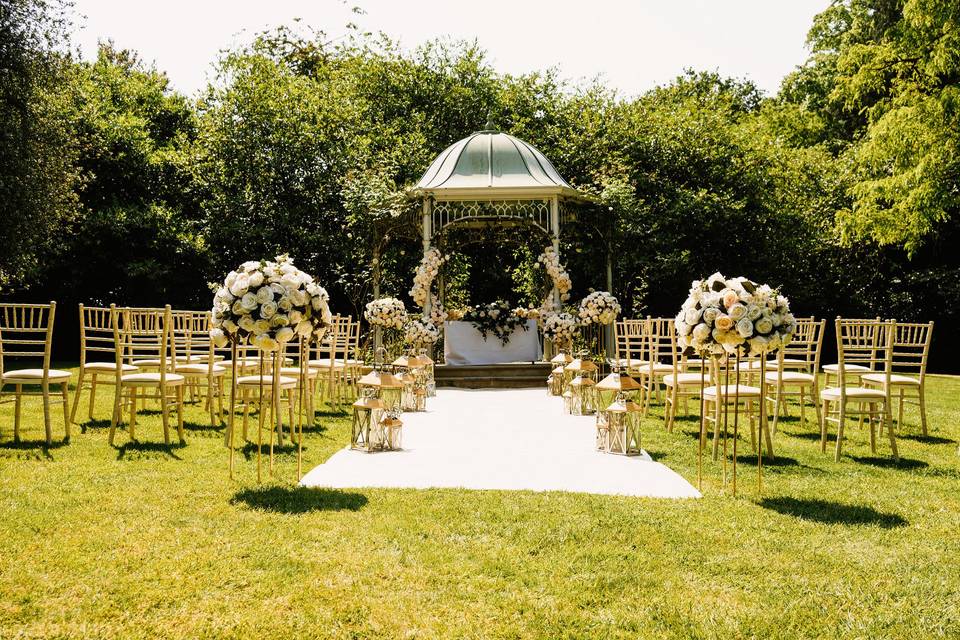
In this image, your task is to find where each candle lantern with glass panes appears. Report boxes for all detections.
[603,392,644,455]
[548,365,566,396]
[567,375,597,416]
[351,388,386,452]
[418,348,436,397]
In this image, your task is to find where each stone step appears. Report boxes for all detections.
[436,363,552,389]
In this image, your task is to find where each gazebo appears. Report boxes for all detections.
[409,120,600,323]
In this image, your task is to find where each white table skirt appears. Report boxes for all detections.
[443,320,542,365]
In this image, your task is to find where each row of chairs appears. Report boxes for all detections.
[0,302,364,446]
[614,316,934,461]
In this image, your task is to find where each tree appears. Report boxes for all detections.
[0,0,78,288]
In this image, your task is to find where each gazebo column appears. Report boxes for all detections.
[550,196,561,308]
[422,198,433,322]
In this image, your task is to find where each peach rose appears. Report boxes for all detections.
[715,314,734,331]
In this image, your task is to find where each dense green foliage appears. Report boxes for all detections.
[2,1,959,366]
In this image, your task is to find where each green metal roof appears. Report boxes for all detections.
[412,126,584,200]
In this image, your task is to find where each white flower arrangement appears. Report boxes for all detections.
[404,318,441,347]
[578,291,621,325]
[410,248,447,308]
[426,293,448,325]
[209,254,332,351]
[462,300,529,344]
[365,297,408,330]
[676,272,796,356]
[538,247,573,301]
[540,309,579,347]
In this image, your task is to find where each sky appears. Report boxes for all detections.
[70,0,828,98]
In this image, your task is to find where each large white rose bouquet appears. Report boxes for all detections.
[676,272,796,356]
[210,254,332,351]
[365,297,407,329]
[404,319,441,347]
[537,247,572,302]
[540,310,579,348]
[462,300,529,345]
[578,291,621,325]
[426,293,448,325]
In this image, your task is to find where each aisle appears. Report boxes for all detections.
[300,389,700,498]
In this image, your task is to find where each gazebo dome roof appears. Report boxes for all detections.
[412,123,585,200]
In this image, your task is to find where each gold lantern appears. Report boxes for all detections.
[380,411,403,450]
[562,388,576,414]
[564,356,598,388]
[567,375,597,416]
[548,365,565,396]
[604,392,643,455]
[595,369,640,449]
[351,388,386,452]
[394,353,428,412]
[357,368,404,415]
[418,348,436,397]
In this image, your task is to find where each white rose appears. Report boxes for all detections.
[253,319,270,335]
[222,319,238,334]
[288,310,302,325]
[278,296,293,312]
[270,314,289,328]
[295,319,312,336]
[232,300,246,315]
[736,318,754,338]
[256,287,274,304]
[275,326,295,343]
[238,315,255,332]
[209,328,228,347]
[755,318,774,334]
[702,307,719,325]
[258,336,279,351]
[229,273,249,297]
[241,293,258,311]
[692,322,711,342]
[247,270,264,288]
[729,303,747,321]
[260,300,278,319]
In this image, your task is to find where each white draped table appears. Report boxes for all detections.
[443,319,542,365]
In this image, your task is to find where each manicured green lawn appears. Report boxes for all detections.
[1,368,959,639]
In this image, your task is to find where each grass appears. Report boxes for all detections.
[1,368,959,639]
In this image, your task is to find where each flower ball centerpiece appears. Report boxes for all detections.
[675,272,796,358]
[210,254,332,350]
[365,297,408,330]
[404,318,440,349]
[578,291,621,325]
[540,309,579,351]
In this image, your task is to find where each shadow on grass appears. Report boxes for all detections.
[0,438,68,460]
[851,455,928,470]
[182,420,224,433]
[737,454,800,468]
[758,497,908,528]
[114,440,186,460]
[231,486,367,514]
[239,441,300,460]
[78,418,114,433]
[899,433,955,445]
[782,430,823,442]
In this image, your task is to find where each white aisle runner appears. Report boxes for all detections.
[301,388,700,498]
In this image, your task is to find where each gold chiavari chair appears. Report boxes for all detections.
[613,319,648,375]
[636,317,675,415]
[822,316,883,386]
[765,318,826,433]
[861,320,934,435]
[70,304,139,425]
[0,302,72,444]
[310,315,353,404]
[173,311,227,428]
[109,305,185,446]
[820,318,897,462]
[277,336,319,427]
[341,317,363,397]
[662,318,704,432]
[703,353,768,460]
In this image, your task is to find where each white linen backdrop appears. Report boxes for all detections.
[443,320,541,365]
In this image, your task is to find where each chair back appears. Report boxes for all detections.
[890,321,934,382]
[0,302,57,378]
[615,318,647,369]
[646,317,673,370]
[114,306,173,382]
[835,318,894,394]
[780,317,826,372]
[78,304,123,367]
[172,310,216,368]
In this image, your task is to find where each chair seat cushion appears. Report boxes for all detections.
[764,371,815,384]
[219,358,262,368]
[236,375,297,388]
[749,358,808,370]
[823,363,870,373]
[85,362,138,372]
[131,358,164,367]
[663,372,702,386]
[121,372,184,385]
[175,363,226,375]
[861,373,920,386]
[703,384,762,398]
[611,358,649,369]
[279,366,318,378]
[820,386,886,400]
[2,368,71,383]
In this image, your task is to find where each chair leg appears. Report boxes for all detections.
[129,388,138,441]
[109,387,121,445]
[41,382,52,446]
[885,401,899,461]
[868,402,877,453]
[176,386,185,444]
[918,384,928,436]
[159,387,171,445]
[61,383,71,441]
[88,376,98,421]
[711,398,722,461]
[799,388,806,428]
[834,403,846,462]
[14,385,22,442]
[897,388,904,429]
[69,370,85,425]
[820,399,828,453]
